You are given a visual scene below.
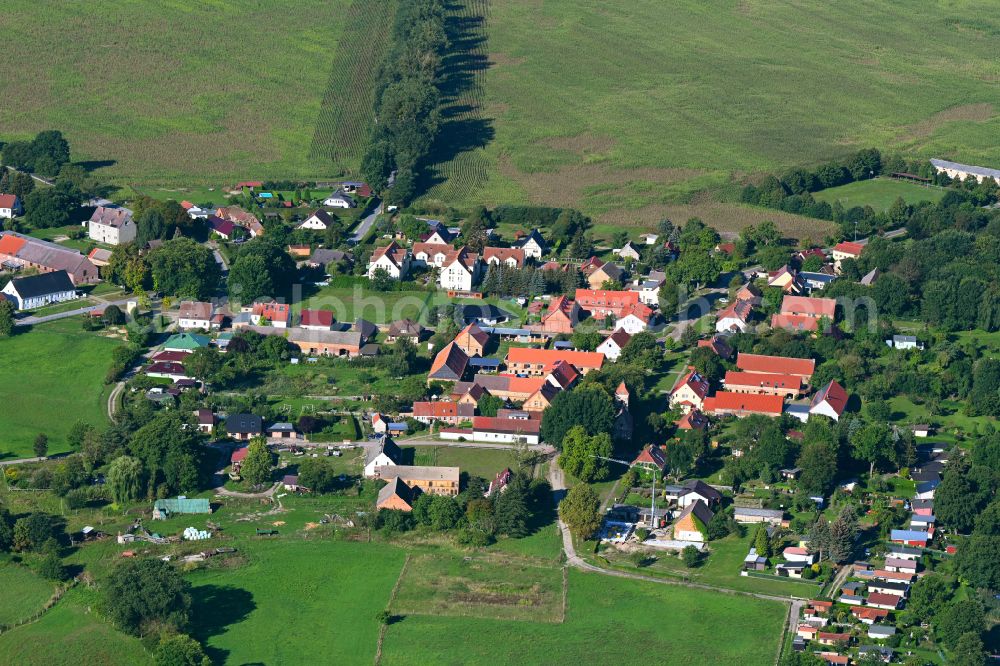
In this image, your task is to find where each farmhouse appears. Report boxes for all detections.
[163,332,209,352]
[0,232,98,284]
[196,408,215,434]
[767,266,802,294]
[177,301,215,330]
[208,216,237,239]
[697,335,733,359]
[831,241,864,272]
[428,342,470,383]
[669,368,710,412]
[723,371,802,398]
[251,301,291,327]
[615,301,655,334]
[1,270,77,310]
[887,334,923,350]
[702,392,785,418]
[539,295,580,334]
[299,309,335,331]
[505,347,604,376]
[454,322,491,356]
[364,436,403,478]
[0,194,22,219]
[631,444,667,473]
[216,206,263,236]
[285,328,363,357]
[673,500,713,542]
[613,240,642,261]
[597,329,631,361]
[574,288,640,319]
[373,465,460,496]
[386,319,424,342]
[87,247,113,268]
[676,479,722,508]
[438,247,480,291]
[735,353,815,383]
[771,295,836,332]
[809,380,849,421]
[716,299,753,333]
[88,206,136,245]
[865,593,901,610]
[452,374,547,402]
[376,477,415,512]
[411,400,474,425]
[586,262,625,290]
[466,414,541,445]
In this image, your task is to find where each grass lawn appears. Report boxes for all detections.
[0,318,120,459]
[0,1,353,184]
[813,177,946,210]
[417,0,998,231]
[26,297,95,317]
[404,446,518,480]
[381,568,786,665]
[392,551,564,622]
[0,563,56,626]
[188,540,406,665]
[0,587,148,666]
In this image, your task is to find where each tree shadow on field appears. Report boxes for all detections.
[189,584,256,664]
[75,159,117,172]
[417,1,495,196]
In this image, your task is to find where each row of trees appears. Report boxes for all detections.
[106,238,221,301]
[1,130,71,176]
[361,0,448,204]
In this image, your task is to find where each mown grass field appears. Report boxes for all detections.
[381,568,786,665]
[0,318,120,459]
[420,0,1000,230]
[0,587,149,666]
[813,177,947,210]
[0,0,351,184]
[0,564,56,626]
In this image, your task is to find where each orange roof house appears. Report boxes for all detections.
[632,444,667,472]
[540,295,580,334]
[454,322,491,356]
[482,246,525,268]
[676,410,708,430]
[377,477,415,512]
[735,353,815,382]
[669,368,711,412]
[702,392,785,417]
[767,266,802,294]
[771,295,836,332]
[724,371,803,397]
[523,382,562,412]
[428,343,469,384]
[505,348,604,376]
[252,301,291,326]
[574,289,640,318]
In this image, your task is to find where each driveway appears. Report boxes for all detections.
[350,198,382,244]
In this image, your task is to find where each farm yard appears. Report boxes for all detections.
[812,177,947,211]
[0,318,121,460]
[0,0,353,184]
[419,0,1000,227]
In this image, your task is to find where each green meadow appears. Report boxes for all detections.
[421,0,999,229]
[813,177,947,210]
[0,318,120,459]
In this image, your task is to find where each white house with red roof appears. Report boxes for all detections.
[831,241,864,273]
[251,301,290,328]
[367,241,411,279]
[299,309,335,331]
[669,368,710,413]
[597,329,631,361]
[615,301,654,334]
[482,247,525,269]
[0,194,22,219]
[716,299,753,333]
[439,247,480,291]
[809,380,849,421]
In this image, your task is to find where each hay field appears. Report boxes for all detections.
[0,0,351,184]
[421,0,1000,228]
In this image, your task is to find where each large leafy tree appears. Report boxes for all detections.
[104,559,192,636]
[540,384,614,450]
[935,461,983,533]
[558,426,613,483]
[107,455,143,505]
[0,299,14,337]
[154,634,211,666]
[796,442,838,496]
[240,437,274,487]
[559,484,601,540]
[227,238,295,304]
[937,601,985,650]
[147,238,221,300]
